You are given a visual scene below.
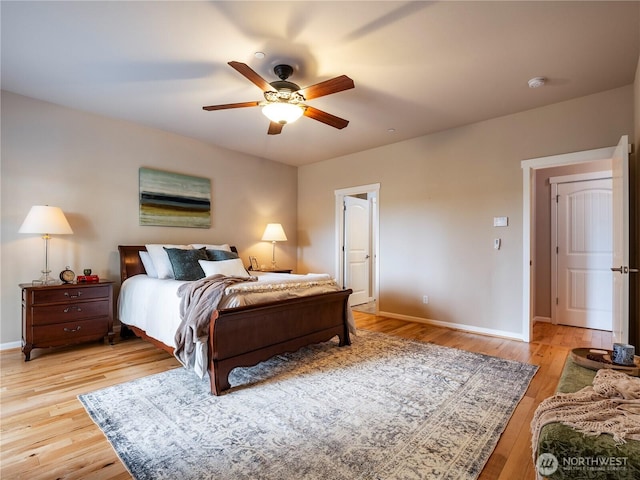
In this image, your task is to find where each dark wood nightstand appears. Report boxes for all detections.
[20,281,114,361]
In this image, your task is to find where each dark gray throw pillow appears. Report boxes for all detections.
[164,247,208,281]
[206,249,239,261]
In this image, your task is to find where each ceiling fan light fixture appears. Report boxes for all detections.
[203,61,354,134]
[262,102,304,125]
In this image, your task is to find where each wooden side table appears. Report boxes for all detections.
[569,348,639,376]
[20,281,114,361]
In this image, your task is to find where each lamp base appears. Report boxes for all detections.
[35,270,59,286]
[270,241,278,269]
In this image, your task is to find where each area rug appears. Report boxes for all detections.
[79,331,537,480]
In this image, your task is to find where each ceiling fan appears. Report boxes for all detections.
[203,61,355,135]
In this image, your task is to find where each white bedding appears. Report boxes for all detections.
[117,272,354,377]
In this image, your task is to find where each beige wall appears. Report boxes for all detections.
[0,91,298,346]
[298,86,634,337]
[3,78,637,346]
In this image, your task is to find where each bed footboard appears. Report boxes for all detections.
[208,288,352,395]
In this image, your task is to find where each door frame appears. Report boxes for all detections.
[549,171,612,326]
[521,147,615,342]
[335,183,380,311]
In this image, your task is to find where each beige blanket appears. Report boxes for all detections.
[531,369,640,456]
[174,274,256,370]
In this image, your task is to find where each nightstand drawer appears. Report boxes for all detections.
[26,285,111,304]
[30,299,110,325]
[31,318,108,345]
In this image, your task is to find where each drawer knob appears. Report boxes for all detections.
[63,326,82,333]
[63,306,83,313]
[64,291,83,299]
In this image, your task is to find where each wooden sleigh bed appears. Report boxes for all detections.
[118,245,352,395]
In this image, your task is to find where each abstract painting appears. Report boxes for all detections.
[139,167,211,228]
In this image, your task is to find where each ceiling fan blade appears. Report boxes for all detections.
[228,61,275,92]
[304,106,349,129]
[202,101,260,111]
[268,122,284,135]
[298,75,354,100]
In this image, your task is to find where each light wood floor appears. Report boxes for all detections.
[0,313,612,480]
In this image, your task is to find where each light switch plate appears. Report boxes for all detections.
[493,216,508,227]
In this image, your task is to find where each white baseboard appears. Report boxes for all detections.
[378,311,525,342]
[1,341,22,351]
[533,316,551,324]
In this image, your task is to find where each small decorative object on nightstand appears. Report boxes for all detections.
[59,266,75,284]
[20,281,114,361]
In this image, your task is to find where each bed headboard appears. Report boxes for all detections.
[118,245,239,283]
[118,245,147,283]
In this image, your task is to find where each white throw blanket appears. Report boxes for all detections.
[531,369,640,458]
[174,274,256,372]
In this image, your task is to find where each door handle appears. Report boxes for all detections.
[365,255,370,259]
[611,266,639,274]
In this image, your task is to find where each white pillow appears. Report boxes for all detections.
[145,244,192,279]
[199,258,250,278]
[190,243,231,252]
[139,251,158,278]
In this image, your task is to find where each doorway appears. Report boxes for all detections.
[521,146,617,342]
[523,136,633,344]
[551,173,613,330]
[335,184,380,310]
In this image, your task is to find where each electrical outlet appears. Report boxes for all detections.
[423,295,429,304]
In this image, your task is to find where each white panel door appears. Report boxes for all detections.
[611,136,631,344]
[557,179,613,330]
[344,196,370,306]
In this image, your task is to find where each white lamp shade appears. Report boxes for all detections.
[262,103,303,125]
[261,223,287,242]
[19,205,73,235]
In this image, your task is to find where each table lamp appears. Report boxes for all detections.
[261,223,287,269]
[19,205,73,284]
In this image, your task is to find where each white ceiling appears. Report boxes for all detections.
[2,1,639,167]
